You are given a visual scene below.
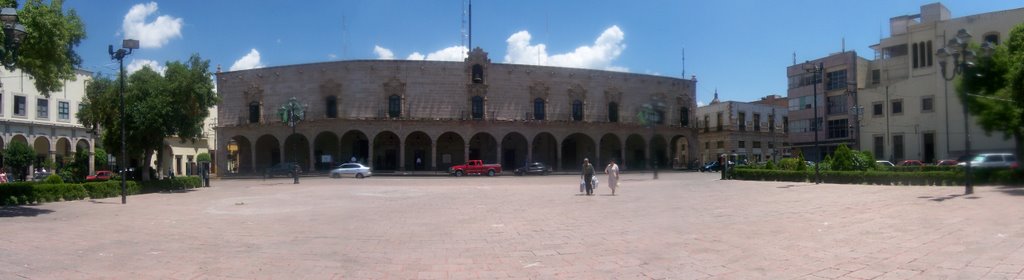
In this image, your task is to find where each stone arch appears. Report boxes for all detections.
[340,130,369,165]
[501,132,528,170]
[531,132,557,170]
[254,134,281,172]
[651,134,668,170]
[625,134,646,170]
[227,136,252,174]
[313,131,340,171]
[373,131,400,171]
[405,131,432,171]
[670,135,688,169]
[33,136,51,168]
[11,134,28,145]
[284,133,311,171]
[599,133,622,166]
[469,132,498,164]
[561,133,596,171]
[55,137,72,169]
[436,132,465,170]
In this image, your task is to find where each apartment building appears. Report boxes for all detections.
[785,51,869,162]
[696,92,788,164]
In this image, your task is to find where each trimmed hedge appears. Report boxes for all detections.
[140,176,204,192]
[2,181,143,206]
[82,181,142,199]
[730,167,1023,186]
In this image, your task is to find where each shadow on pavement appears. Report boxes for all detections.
[998,188,1024,196]
[921,193,981,202]
[0,206,54,218]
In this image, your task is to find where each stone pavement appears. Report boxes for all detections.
[2,172,1024,279]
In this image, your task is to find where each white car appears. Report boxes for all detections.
[958,153,1017,168]
[329,163,372,178]
[875,160,895,167]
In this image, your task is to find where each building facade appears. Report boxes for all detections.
[0,68,95,177]
[860,3,1024,163]
[786,51,869,162]
[697,93,788,164]
[214,48,699,174]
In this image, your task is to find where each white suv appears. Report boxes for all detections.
[958,153,1017,168]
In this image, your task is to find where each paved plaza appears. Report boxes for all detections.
[2,172,1024,279]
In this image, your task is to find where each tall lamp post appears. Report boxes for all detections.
[109,39,138,204]
[278,97,306,184]
[803,61,823,184]
[0,7,27,68]
[936,28,994,195]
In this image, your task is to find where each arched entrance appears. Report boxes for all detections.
[254,134,280,172]
[561,133,596,171]
[625,134,646,170]
[373,131,400,171]
[55,138,71,169]
[436,132,465,170]
[33,136,51,171]
[501,132,528,170]
[340,130,369,164]
[651,135,668,170]
[670,135,688,169]
[284,134,311,171]
[469,132,498,164]
[404,131,431,171]
[313,132,340,171]
[228,136,252,174]
[531,132,557,170]
[599,133,622,166]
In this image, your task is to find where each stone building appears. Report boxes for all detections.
[785,51,869,162]
[859,3,1023,163]
[0,68,95,177]
[696,92,788,164]
[214,48,698,174]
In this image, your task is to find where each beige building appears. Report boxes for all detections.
[785,51,870,163]
[860,3,1023,163]
[214,48,699,174]
[0,68,96,177]
[697,93,788,164]
[156,105,217,177]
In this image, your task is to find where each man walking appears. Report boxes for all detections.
[581,158,595,196]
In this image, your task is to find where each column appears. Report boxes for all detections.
[464,144,470,164]
[399,142,406,171]
[430,142,437,171]
[308,137,317,172]
[88,140,96,174]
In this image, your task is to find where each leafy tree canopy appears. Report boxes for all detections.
[0,0,86,96]
[959,22,1024,160]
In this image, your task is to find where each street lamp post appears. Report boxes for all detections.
[0,7,27,68]
[804,61,823,184]
[278,97,306,184]
[936,28,994,195]
[109,39,138,204]
[642,102,665,180]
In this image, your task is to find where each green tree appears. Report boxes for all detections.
[960,23,1024,161]
[0,0,86,96]
[2,141,33,181]
[76,54,219,181]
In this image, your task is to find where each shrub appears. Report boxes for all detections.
[731,168,963,186]
[83,181,141,199]
[0,182,35,206]
[779,158,802,171]
[44,174,65,184]
[764,161,776,170]
[140,176,203,193]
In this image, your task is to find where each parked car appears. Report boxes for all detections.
[936,159,959,166]
[699,161,734,172]
[449,159,502,176]
[875,160,895,167]
[31,171,51,182]
[264,162,301,178]
[959,153,1017,168]
[87,170,114,181]
[514,162,550,176]
[329,163,372,179]
[898,160,925,166]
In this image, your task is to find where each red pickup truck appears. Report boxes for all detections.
[449,160,503,177]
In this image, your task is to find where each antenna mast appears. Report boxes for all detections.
[681,47,685,78]
[461,0,467,48]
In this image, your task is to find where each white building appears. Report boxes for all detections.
[0,68,95,177]
[860,3,1024,163]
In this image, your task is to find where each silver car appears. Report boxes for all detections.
[959,153,1017,168]
[330,163,372,178]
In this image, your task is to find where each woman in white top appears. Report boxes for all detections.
[605,159,620,195]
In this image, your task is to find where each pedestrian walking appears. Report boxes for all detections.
[581,158,595,195]
[605,159,620,195]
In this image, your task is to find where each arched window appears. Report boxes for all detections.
[679,107,689,127]
[655,109,665,125]
[471,96,484,119]
[571,100,584,121]
[984,32,1000,45]
[388,95,401,118]
[325,96,338,118]
[608,102,619,123]
[472,64,484,84]
[533,98,546,120]
[248,101,260,123]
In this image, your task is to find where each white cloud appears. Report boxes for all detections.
[229,49,264,71]
[407,52,424,60]
[697,101,706,107]
[504,25,627,71]
[407,46,468,61]
[373,45,395,60]
[126,59,165,75]
[327,53,337,60]
[122,2,183,48]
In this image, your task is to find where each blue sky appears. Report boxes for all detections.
[64,1,1023,105]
